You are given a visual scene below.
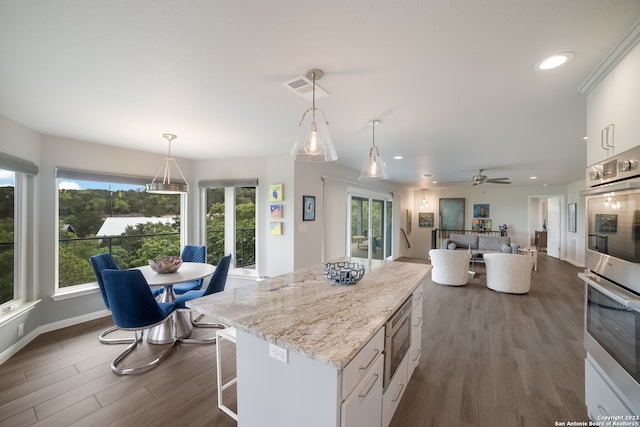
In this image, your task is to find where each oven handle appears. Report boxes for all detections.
[580,272,640,310]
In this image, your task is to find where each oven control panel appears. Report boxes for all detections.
[587,145,640,187]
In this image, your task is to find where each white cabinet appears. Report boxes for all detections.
[408,283,424,377]
[587,42,640,165]
[342,328,384,399]
[341,353,383,427]
[382,356,409,427]
[585,356,633,419]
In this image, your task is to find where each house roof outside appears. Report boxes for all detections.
[96,216,175,237]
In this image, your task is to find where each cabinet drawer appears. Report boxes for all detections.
[342,328,384,400]
[341,353,383,427]
[382,355,408,427]
[585,358,633,420]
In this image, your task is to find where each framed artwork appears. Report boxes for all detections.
[568,203,577,233]
[472,218,492,231]
[269,184,283,202]
[439,198,465,230]
[596,214,617,233]
[418,212,434,228]
[270,221,282,235]
[270,204,283,219]
[303,195,315,221]
[406,209,412,235]
[473,204,489,218]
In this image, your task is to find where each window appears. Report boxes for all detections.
[348,192,393,260]
[201,180,257,275]
[56,169,182,289]
[0,152,38,311]
[0,169,16,307]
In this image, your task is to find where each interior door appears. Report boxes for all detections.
[547,196,561,259]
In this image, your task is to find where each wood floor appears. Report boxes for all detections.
[0,254,587,426]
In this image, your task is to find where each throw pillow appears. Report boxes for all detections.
[448,242,457,250]
[501,244,511,253]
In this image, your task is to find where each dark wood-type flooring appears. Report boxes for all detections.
[0,253,587,426]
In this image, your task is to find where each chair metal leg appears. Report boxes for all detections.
[99,325,141,345]
[177,310,227,344]
[111,329,176,375]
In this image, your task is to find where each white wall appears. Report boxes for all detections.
[192,155,295,278]
[402,184,573,258]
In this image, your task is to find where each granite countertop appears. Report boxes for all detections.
[187,259,430,368]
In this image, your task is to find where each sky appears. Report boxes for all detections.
[0,169,14,187]
[0,170,142,191]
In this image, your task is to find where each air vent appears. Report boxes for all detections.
[283,75,329,100]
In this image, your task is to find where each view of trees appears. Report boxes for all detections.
[1,182,257,295]
[0,186,14,304]
[59,187,182,287]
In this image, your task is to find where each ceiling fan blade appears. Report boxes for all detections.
[486,179,511,184]
[487,177,510,181]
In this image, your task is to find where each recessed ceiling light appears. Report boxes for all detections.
[421,173,434,178]
[535,52,575,70]
[393,155,403,160]
[529,176,537,180]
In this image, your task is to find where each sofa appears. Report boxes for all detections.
[442,233,519,257]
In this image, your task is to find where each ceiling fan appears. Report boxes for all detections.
[471,169,511,185]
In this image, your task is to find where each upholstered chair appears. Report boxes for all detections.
[102,269,177,375]
[483,253,534,294]
[173,245,207,294]
[90,253,162,344]
[173,254,232,343]
[429,249,472,286]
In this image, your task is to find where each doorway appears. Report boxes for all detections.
[528,195,563,260]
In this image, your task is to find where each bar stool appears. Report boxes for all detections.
[216,327,238,420]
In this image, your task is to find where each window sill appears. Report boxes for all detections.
[0,300,41,327]
[52,282,100,301]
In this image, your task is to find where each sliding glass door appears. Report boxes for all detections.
[349,193,392,260]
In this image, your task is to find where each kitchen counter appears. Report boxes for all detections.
[188,259,430,368]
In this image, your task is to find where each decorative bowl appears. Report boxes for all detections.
[323,262,365,285]
[148,256,183,274]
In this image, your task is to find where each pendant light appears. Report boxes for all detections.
[419,189,429,210]
[290,69,338,162]
[146,133,190,194]
[359,119,389,181]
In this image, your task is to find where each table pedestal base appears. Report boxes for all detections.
[147,310,193,344]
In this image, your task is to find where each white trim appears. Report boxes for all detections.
[0,300,40,328]
[0,308,110,365]
[51,283,100,301]
[579,18,640,94]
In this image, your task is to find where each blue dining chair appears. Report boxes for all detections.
[90,253,162,345]
[173,254,231,343]
[102,269,177,375]
[173,245,207,295]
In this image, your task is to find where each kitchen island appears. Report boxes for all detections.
[188,259,430,427]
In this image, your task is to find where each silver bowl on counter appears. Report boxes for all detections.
[323,262,365,285]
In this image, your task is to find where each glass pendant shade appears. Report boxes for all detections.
[359,120,389,181]
[291,107,337,162]
[291,69,338,162]
[146,134,189,194]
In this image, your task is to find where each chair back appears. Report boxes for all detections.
[429,249,472,286]
[203,254,232,296]
[102,269,174,329]
[90,253,119,308]
[181,245,206,263]
[483,253,534,294]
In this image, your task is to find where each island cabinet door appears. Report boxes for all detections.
[341,353,384,427]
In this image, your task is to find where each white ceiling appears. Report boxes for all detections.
[1,0,640,188]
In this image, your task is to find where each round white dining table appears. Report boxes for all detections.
[135,262,215,344]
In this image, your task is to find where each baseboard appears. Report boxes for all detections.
[0,309,110,365]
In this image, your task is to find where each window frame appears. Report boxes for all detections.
[54,168,186,295]
[347,189,394,261]
[199,179,258,278]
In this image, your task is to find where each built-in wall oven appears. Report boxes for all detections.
[383,296,412,390]
[582,145,640,415]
